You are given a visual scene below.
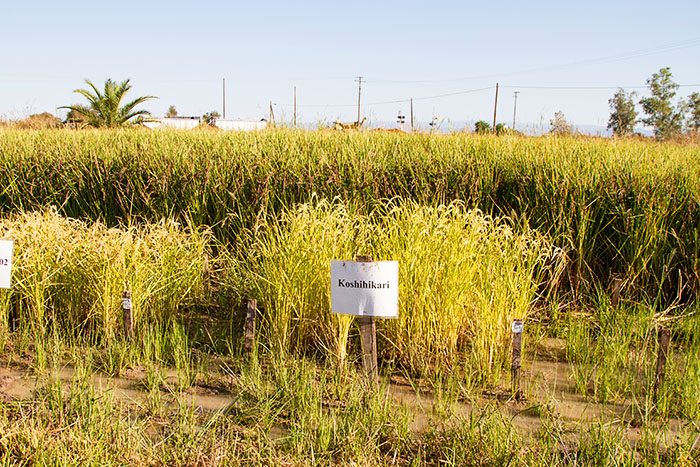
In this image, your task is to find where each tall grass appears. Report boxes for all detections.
[0,208,212,361]
[0,129,697,305]
[238,199,551,380]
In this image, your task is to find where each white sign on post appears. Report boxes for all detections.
[512,319,524,334]
[0,240,14,289]
[330,260,398,318]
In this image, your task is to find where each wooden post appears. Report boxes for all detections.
[9,299,19,332]
[356,254,378,381]
[611,278,623,309]
[245,299,257,355]
[492,82,499,134]
[511,318,523,399]
[122,291,133,340]
[654,327,671,400]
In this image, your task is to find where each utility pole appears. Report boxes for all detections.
[222,78,226,120]
[512,91,519,131]
[269,101,275,127]
[492,82,499,134]
[355,76,363,124]
[410,98,414,132]
[294,86,297,128]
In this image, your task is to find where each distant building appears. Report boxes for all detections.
[144,117,268,132]
[144,117,200,130]
[213,119,268,131]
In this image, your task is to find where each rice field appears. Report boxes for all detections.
[0,128,698,465]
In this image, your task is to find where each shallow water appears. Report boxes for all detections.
[0,340,695,444]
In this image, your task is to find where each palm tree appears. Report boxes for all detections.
[60,78,156,128]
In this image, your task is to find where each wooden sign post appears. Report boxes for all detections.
[511,318,524,399]
[122,291,133,340]
[611,278,623,310]
[330,255,399,382]
[245,298,257,355]
[356,255,378,380]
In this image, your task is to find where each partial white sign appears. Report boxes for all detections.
[0,240,14,289]
[330,260,398,318]
[512,319,524,334]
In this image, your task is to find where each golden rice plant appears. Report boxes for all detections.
[240,199,552,379]
[375,201,551,379]
[0,208,212,346]
[241,199,366,365]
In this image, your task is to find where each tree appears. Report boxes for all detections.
[687,92,700,133]
[639,67,684,139]
[64,104,90,127]
[17,112,62,129]
[166,105,178,118]
[474,120,491,134]
[607,88,638,136]
[201,111,220,125]
[549,111,571,135]
[60,78,156,128]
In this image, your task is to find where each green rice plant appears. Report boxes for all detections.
[169,320,194,389]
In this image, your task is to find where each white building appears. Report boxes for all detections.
[144,117,268,132]
[213,119,268,131]
[143,117,200,130]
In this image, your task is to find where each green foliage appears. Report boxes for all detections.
[639,67,685,139]
[474,120,491,133]
[60,78,156,128]
[495,122,508,135]
[607,88,638,136]
[201,110,220,125]
[687,92,700,132]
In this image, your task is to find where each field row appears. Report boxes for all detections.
[0,129,698,304]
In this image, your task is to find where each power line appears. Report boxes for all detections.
[363,37,700,84]
[273,86,493,108]
[272,82,700,109]
[501,84,700,90]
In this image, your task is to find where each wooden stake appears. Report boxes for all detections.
[611,278,623,309]
[511,318,523,399]
[492,82,499,134]
[122,291,133,340]
[245,299,257,355]
[654,327,671,400]
[356,254,378,380]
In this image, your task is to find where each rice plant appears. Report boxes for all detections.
[238,199,551,381]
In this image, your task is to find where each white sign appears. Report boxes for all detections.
[0,240,14,289]
[330,260,398,318]
[512,319,524,334]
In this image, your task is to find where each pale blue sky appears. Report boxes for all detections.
[2,0,699,131]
